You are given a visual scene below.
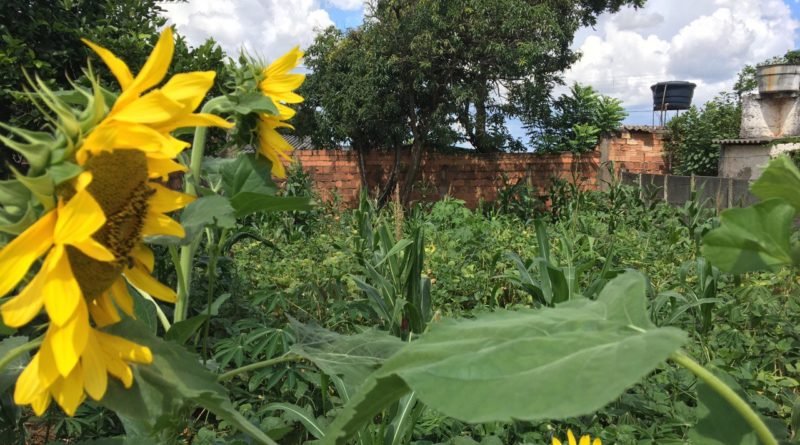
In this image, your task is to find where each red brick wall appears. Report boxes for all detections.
[292,128,666,208]
[606,128,669,174]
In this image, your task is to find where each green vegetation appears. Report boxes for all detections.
[665,92,740,176]
[8,157,798,444]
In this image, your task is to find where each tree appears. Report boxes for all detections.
[0,0,228,176]
[665,92,740,176]
[298,0,645,204]
[532,83,626,153]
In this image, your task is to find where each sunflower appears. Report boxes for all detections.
[257,46,305,178]
[0,27,231,415]
[552,430,601,445]
[79,27,233,177]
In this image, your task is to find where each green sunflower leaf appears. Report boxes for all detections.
[750,155,800,213]
[320,272,686,445]
[100,319,277,445]
[702,199,797,273]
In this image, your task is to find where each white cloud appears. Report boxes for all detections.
[160,0,334,62]
[562,0,798,120]
[324,0,363,10]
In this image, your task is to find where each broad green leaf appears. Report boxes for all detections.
[229,194,312,218]
[702,199,796,273]
[220,154,278,198]
[200,292,231,317]
[751,155,800,212]
[688,372,757,445]
[321,272,686,445]
[100,319,276,445]
[289,321,405,398]
[231,92,279,115]
[263,402,326,439]
[166,314,209,344]
[0,336,29,394]
[180,195,237,242]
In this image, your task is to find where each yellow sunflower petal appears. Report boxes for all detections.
[125,261,177,303]
[156,113,234,132]
[42,249,82,327]
[30,390,52,416]
[54,189,106,246]
[263,46,303,78]
[146,156,187,179]
[262,76,305,101]
[133,245,155,272]
[88,291,121,327]
[110,278,135,316]
[72,237,115,263]
[567,430,577,445]
[81,333,108,401]
[592,439,601,445]
[552,439,562,445]
[148,183,195,213]
[95,331,152,363]
[160,71,215,110]
[116,27,175,109]
[141,211,185,238]
[49,299,89,376]
[103,355,134,388]
[579,435,590,445]
[1,269,46,327]
[14,354,50,405]
[81,39,134,90]
[113,91,185,125]
[50,364,85,416]
[0,209,56,296]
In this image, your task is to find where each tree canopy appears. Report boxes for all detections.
[296,0,645,203]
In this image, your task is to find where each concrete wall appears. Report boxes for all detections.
[291,128,668,208]
[621,172,758,209]
[720,142,800,180]
[740,93,800,139]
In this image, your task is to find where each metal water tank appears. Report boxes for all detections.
[757,64,800,94]
[651,81,696,110]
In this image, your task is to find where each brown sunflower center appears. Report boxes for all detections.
[66,149,152,299]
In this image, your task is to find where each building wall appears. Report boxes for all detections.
[291,127,667,208]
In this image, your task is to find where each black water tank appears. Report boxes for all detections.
[651,81,696,110]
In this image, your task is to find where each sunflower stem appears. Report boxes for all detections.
[0,336,43,373]
[175,96,227,323]
[217,353,303,382]
[201,229,219,363]
[669,350,778,445]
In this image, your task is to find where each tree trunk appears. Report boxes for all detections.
[474,84,490,152]
[377,143,402,209]
[400,136,425,206]
[355,143,369,193]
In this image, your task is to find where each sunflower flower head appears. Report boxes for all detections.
[256,46,305,178]
[0,27,230,416]
[552,430,601,445]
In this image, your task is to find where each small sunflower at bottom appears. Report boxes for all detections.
[552,429,601,445]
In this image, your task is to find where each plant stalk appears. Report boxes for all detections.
[217,353,303,382]
[175,96,227,323]
[669,350,778,445]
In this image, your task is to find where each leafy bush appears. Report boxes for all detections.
[532,83,627,153]
[665,92,740,176]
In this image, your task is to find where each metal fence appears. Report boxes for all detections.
[620,172,758,209]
